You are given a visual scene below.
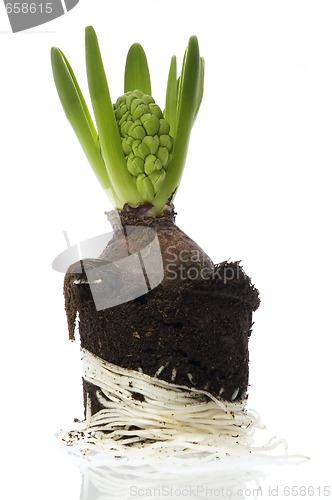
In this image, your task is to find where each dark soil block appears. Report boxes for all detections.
[64,208,260,417]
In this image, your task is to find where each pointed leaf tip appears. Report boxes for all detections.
[125,43,151,95]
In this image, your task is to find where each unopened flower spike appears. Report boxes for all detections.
[51,26,204,214]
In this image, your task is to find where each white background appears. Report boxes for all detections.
[1,0,331,498]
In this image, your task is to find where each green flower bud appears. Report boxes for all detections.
[141,94,154,105]
[159,134,173,152]
[130,98,143,114]
[149,168,166,194]
[122,136,134,155]
[148,103,162,118]
[128,121,146,140]
[114,89,174,202]
[120,120,133,136]
[115,104,128,121]
[132,102,149,121]
[118,111,131,127]
[141,113,159,136]
[125,92,139,109]
[136,173,154,202]
[156,147,169,167]
[158,118,170,135]
[132,140,150,160]
[127,154,144,176]
[142,135,159,155]
[144,154,162,175]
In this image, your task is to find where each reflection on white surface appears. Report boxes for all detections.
[76,451,310,500]
[79,459,265,500]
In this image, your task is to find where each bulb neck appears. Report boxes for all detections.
[106,203,176,232]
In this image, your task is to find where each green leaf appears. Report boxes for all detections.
[194,57,205,121]
[124,43,152,95]
[50,47,113,196]
[85,26,141,206]
[57,49,98,144]
[154,36,201,212]
[164,55,177,138]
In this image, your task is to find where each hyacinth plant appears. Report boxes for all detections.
[51,26,204,215]
[52,28,262,444]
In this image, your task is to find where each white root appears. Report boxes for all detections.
[231,388,240,401]
[58,350,307,465]
[58,349,274,459]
